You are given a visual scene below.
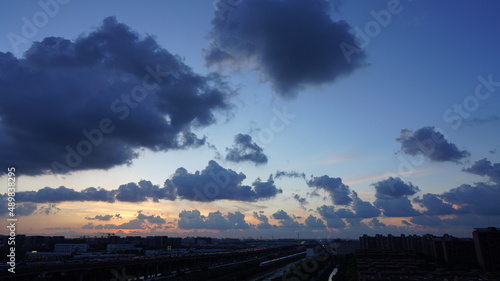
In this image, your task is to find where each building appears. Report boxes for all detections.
[473,227,500,272]
[106,243,135,252]
[54,243,88,253]
[331,239,360,255]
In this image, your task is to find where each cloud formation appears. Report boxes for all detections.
[292,194,309,210]
[274,170,306,179]
[463,158,500,184]
[413,193,456,215]
[4,161,281,206]
[0,17,232,175]
[372,177,420,200]
[372,177,421,217]
[165,160,281,201]
[271,210,301,228]
[82,211,165,230]
[351,191,380,218]
[85,214,118,221]
[206,0,366,97]
[304,215,326,229]
[178,210,249,230]
[397,126,470,163]
[307,175,352,205]
[225,134,268,165]
[441,183,500,216]
[253,211,274,229]
[316,205,346,228]
[16,186,115,203]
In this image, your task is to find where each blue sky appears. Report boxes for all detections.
[1,0,500,238]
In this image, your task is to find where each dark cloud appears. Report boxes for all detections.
[351,191,380,218]
[274,170,305,179]
[371,177,423,218]
[85,214,114,221]
[82,211,165,230]
[2,162,281,206]
[137,212,166,224]
[463,158,500,184]
[409,215,442,227]
[292,194,308,210]
[178,209,249,230]
[0,16,233,175]
[253,211,274,229]
[271,210,301,228]
[225,134,268,165]
[16,186,115,203]
[440,183,500,216]
[166,160,281,202]
[307,175,352,205]
[368,218,386,228]
[37,203,61,215]
[372,177,420,200]
[206,0,366,97]
[304,215,326,229]
[374,197,421,217]
[116,180,174,203]
[16,203,38,216]
[317,205,346,228]
[397,126,470,163]
[272,210,291,220]
[413,193,456,215]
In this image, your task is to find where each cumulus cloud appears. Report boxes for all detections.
[82,211,165,230]
[271,210,301,228]
[413,193,456,215]
[463,158,500,184]
[0,16,233,175]
[253,211,274,229]
[5,161,280,205]
[371,176,422,218]
[305,215,326,229]
[225,134,268,165]
[166,160,281,202]
[397,126,470,163]
[351,191,380,218]
[116,180,174,202]
[307,175,352,205]
[16,186,115,203]
[206,0,366,97]
[372,177,420,200]
[441,183,500,216]
[374,197,421,217]
[178,209,249,230]
[317,205,346,228]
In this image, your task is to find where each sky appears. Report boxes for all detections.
[1,0,500,239]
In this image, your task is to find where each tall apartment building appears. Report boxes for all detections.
[473,227,500,272]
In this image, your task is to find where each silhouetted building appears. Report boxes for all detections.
[54,243,88,253]
[473,227,500,272]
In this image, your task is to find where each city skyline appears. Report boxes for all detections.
[1,0,500,239]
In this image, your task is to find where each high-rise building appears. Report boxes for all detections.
[473,227,500,272]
